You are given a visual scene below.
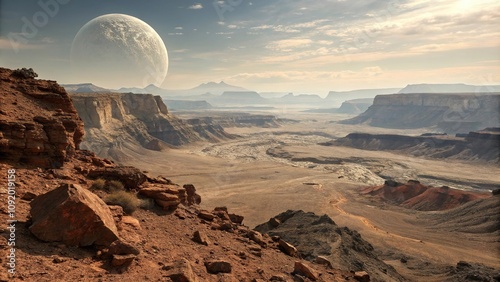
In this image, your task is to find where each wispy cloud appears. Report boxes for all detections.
[188,3,203,9]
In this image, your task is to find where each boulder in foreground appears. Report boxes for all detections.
[29,183,119,247]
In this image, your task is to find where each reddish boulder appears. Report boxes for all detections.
[29,183,119,247]
[294,261,319,281]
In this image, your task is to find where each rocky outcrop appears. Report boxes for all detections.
[29,183,119,247]
[255,210,405,281]
[88,166,147,189]
[0,67,84,168]
[362,180,491,211]
[340,93,500,133]
[329,129,500,163]
[71,93,233,156]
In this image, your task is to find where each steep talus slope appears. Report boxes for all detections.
[418,195,500,234]
[255,210,405,281]
[329,129,500,163]
[71,92,233,157]
[0,67,84,168]
[340,93,500,133]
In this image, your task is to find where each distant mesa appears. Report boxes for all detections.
[325,88,400,101]
[328,129,500,163]
[398,83,500,94]
[305,98,373,114]
[278,93,323,103]
[164,100,213,110]
[340,93,500,133]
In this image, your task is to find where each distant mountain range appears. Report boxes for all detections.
[62,82,500,109]
[61,83,111,93]
[117,81,247,97]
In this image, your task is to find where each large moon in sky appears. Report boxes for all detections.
[71,14,168,88]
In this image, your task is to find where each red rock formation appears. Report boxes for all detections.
[0,67,84,168]
[362,180,490,211]
[29,183,119,246]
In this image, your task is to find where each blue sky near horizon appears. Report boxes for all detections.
[0,0,499,94]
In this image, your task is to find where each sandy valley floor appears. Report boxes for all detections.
[116,111,500,280]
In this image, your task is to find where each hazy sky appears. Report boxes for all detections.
[1,0,499,94]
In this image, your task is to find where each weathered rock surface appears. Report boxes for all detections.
[164,258,199,282]
[255,210,404,281]
[70,92,233,158]
[205,260,232,274]
[362,180,491,211]
[328,128,500,163]
[29,183,119,247]
[294,261,319,281]
[88,166,147,189]
[138,183,200,210]
[0,67,84,168]
[340,93,500,133]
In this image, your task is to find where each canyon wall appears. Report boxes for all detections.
[0,67,84,168]
[330,129,500,163]
[71,93,233,156]
[340,93,500,133]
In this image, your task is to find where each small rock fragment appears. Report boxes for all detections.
[294,261,319,281]
[354,271,370,282]
[111,254,136,267]
[164,258,199,282]
[192,230,210,246]
[278,239,298,257]
[205,260,232,274]
[198,210,215,221]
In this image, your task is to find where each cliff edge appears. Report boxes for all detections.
[0,67,84,168]
[71,92,233,158]
[340,93,500,133]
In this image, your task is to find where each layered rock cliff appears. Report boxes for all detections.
[0,67,84,168]
[71,93,233,156]
[328,129,500,163]
[340,93,500,133]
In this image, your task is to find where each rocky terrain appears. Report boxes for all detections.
[70,92,234,158]
[340,93,500,133]
[328,129,500,163]
[255,210,405,281]
[1,67,381,281]
[361,180,492,211]
[0,67,84,168]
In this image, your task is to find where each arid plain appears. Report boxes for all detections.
[112,110,500,281]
